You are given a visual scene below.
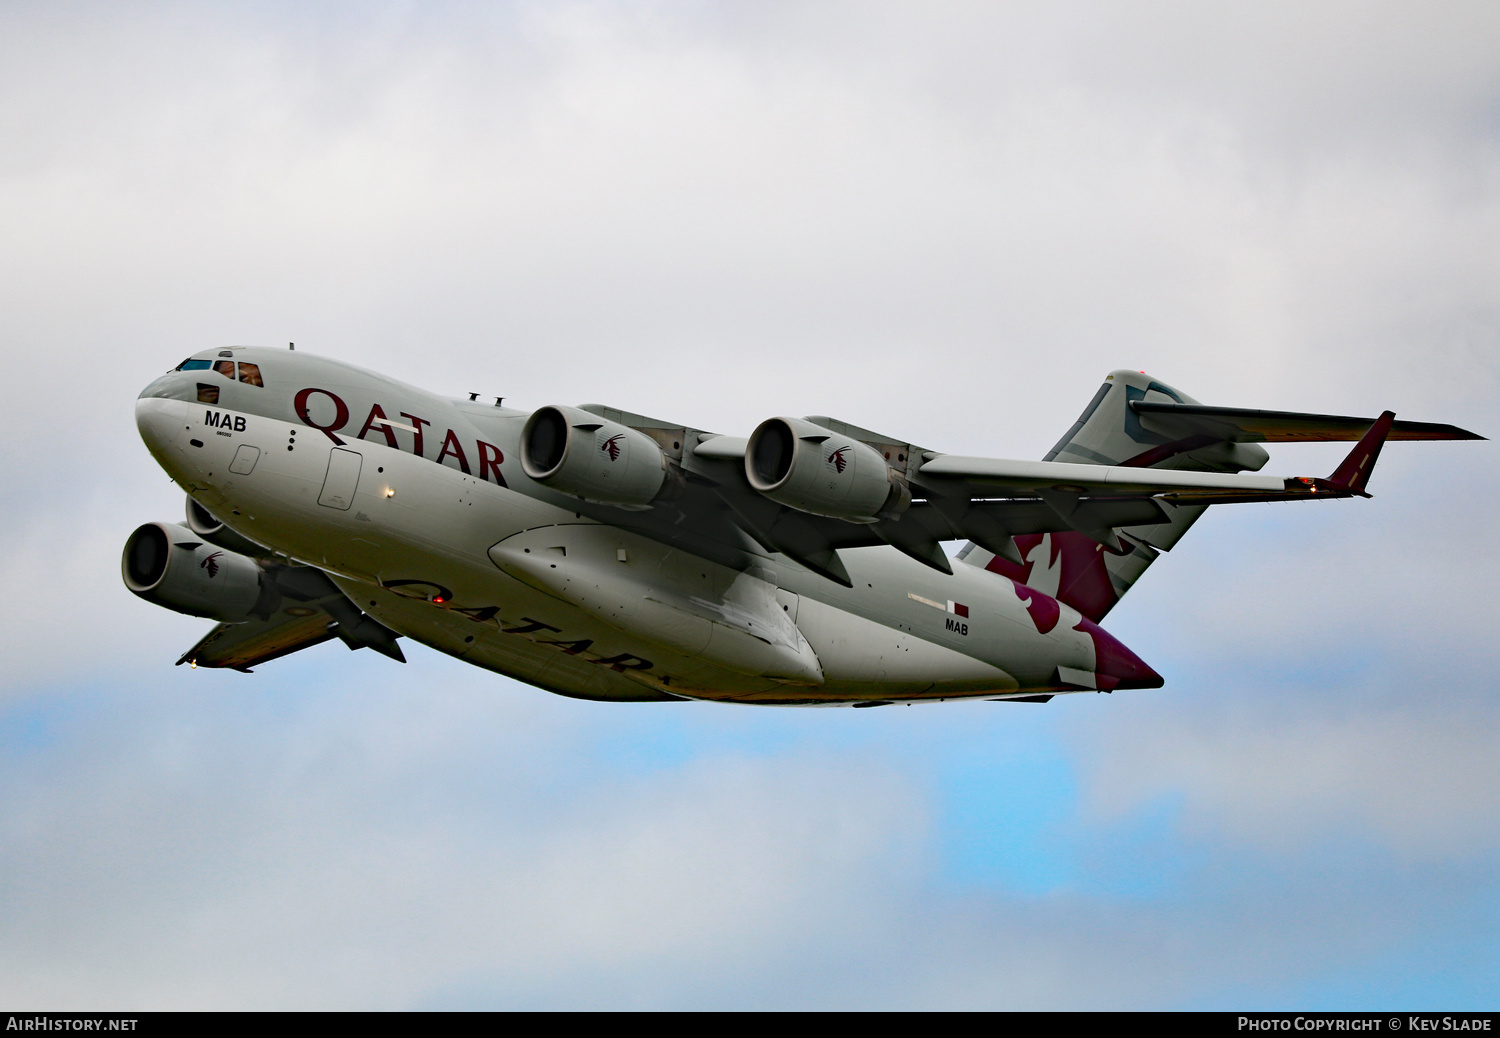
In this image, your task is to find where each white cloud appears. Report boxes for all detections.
[1079,696,1500,861]
[0,673,924,1008]
[2,671,1490,1010]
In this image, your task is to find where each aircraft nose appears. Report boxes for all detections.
[138,369,191,402]
[135,394,186,455]
[1074,616,1164,691]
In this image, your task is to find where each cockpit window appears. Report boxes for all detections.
[177,358,212,371]
[238,362,264,387]
[213,360,236,379]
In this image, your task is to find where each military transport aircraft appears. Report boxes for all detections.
[124,348,1481,705]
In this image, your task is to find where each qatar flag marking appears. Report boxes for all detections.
[907,592,970,618]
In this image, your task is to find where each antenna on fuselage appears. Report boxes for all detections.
[468,393,479,401]
[494,397,504,407]
[289,342,295,350]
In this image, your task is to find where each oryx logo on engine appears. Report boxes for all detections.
[826,446,850,473]
[601,434,624,462]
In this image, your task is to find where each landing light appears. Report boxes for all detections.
[384,488,395,498]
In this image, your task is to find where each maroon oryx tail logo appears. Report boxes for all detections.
[826,446,850,473]
[200,551,223,578]
[601,434,624,462]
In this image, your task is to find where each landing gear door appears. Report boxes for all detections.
[318,448,362,510]
[774,587,800,623]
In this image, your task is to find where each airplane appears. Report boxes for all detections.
[123,347,1482,706]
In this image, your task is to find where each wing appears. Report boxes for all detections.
[1129,401,1484,443]
[551,403,1471,586]
[177,563,406,672]
[178,608,338,672]
[681,413,1389,575]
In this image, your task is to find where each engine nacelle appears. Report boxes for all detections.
[745,417,908,523]
[520,405,667,508]
[184,496,270,558]
[122,522,275,623]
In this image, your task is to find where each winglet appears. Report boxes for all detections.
[1327,410,1395,497]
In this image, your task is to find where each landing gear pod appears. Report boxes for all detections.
[520,405,667,508]
[745,417,909,522]
[122,522,276,623]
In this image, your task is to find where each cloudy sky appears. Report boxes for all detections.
[1,0,1497,1009]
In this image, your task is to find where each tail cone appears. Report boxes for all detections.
[1074,617,1163,690]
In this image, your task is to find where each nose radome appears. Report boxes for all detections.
[1074,616,1164,691]
[135,395,186,454]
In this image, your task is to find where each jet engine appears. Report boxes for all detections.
[745,417,909,522]
[521,405,667,508]
[184,496,269,557]
[122,521,277,623]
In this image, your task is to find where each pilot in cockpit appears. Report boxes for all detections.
[174,355,264,393]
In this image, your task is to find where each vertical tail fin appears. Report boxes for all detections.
[958,370,1270,621]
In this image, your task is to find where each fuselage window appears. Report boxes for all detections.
[177,358,212,371]
[238,362,264,387]
[213,360,236,379]
[197,383,220,404]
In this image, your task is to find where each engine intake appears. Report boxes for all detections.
[122,522,276,623]
[745,417,908,522]
[521,405,667,508]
